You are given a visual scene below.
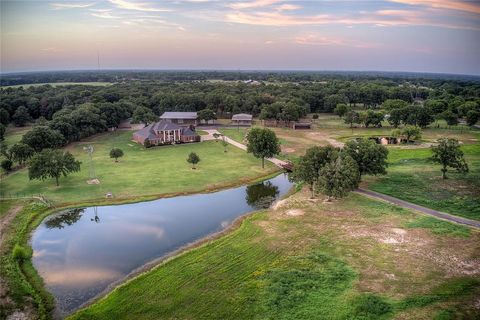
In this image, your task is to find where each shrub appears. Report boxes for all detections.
[12,244,31,261]
[352,294,392,319]
[1,159,13,172]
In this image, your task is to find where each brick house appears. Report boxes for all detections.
[133,120,200,146]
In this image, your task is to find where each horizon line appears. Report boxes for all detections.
[2,68,480,78]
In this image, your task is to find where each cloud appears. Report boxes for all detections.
[228,0,281,10]
[295,34,377,48]
[224,8,479,30]
[389,0,480,15]
[108,0,172,12]
[91,12,121,19]
[121,17,184,30]
[89,8,112,13]
[276,4,302,11]
[226,11,330,26]
[50,2,94,9]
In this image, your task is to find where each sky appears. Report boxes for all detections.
[1,0,479,75]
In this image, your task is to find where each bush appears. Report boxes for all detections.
[12,244,31,261]
[352,294,392,319]
[1,159,13,172]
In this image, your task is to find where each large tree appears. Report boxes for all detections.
[344,110,360,128]
[0,108,10,125]
[466,110,479,126]
[28,149,81,186]
[197,108,217,123]
[10,143,34,165]
[12,106,31,127]
[0,124,5,141]
[387,108,403,128]
[317,152,361,200]
[132,106,157,126]
[382,99,408,111]
[246,128,281,168]
[21,126,65,152]
[344,138,388,178]
[440,110,458,126]
[290,145,339,197]
[334,103,349,118]
[401,126,422,143]
[430,138,468,179]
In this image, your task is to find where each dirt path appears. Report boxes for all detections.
[356,188,480,228]
[201,129,290,168]
[0,204,23,249]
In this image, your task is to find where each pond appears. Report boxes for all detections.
[31,174,293,315]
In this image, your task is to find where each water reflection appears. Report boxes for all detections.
[45,209,84,229]
[246,181,279,209]
[31,174,293,315]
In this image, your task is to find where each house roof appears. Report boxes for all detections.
[182,127,197,136]
[134,124,157,140]
[134,120,198,139]
[160,112,198,120]
[152,120,182,131]
[232,113,253,121]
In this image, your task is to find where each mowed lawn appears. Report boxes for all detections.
[1,130,277,203]
[365,143,480,221]
[69,191,480,320]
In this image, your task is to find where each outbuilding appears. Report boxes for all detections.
[232,113,253,126]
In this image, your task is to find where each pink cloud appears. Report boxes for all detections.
[389,0,480,15]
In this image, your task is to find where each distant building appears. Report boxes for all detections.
[232,113,253,126]
[243,80,261,85]
[133,120,200,146]
[160,112,198,126]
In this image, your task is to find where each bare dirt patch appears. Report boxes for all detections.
[306,132,344,147]
[285,209,304,216]
[86,179,100,185]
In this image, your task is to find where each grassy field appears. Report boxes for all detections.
[69,190,480,320]
[0,199,17,219]
[223,117,478,220]
[2,126,31,146]
[1,82,113,89]
[365,143,480,221]
[2,115,479,320]
[1,130,277,203]
[218,127,248,143]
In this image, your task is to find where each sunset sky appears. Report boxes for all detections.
[1,0,479,74]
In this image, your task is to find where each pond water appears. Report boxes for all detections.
[31,174,293,315]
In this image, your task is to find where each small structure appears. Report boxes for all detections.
[292,122,311,130]
[262,120,311,130]
[133,120,200,146]
[232,113,253,126]
[243,79,261,85]
[160,112,198,126]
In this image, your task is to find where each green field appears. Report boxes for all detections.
[1,130,277,203]
[218,127,248,143]
[365,143,480,221]
[0,199,16,219]
[69,192,480,320]
[1,82,113,89]
[2,126,31,146]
